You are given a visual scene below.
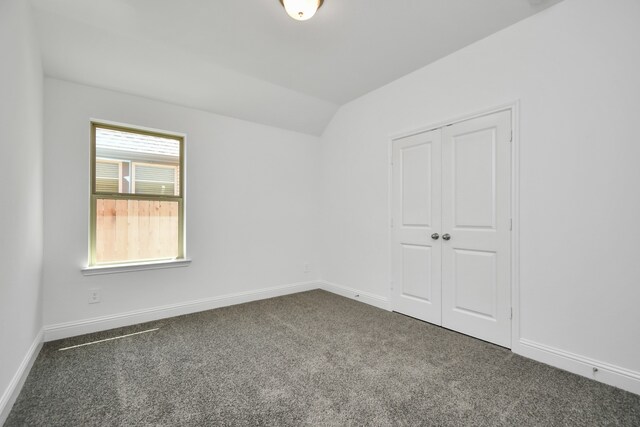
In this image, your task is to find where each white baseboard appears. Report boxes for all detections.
[317,280,640,396]
[319,280,391,311]
[0,330,43,426]
[43,280,321,342]
[40,279,640,398]
[516,338,640,396]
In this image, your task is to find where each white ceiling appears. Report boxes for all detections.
[31,0,563,135]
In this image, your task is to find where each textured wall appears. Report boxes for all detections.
[320,0,640,375]
[0,0,44,420]
[43,79,321,330]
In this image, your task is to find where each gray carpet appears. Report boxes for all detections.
[6,290,640,426]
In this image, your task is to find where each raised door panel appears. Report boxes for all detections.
[402,143,432,227]
[452,249,497,320]
[401,244,433,302]
[453,129,496,229]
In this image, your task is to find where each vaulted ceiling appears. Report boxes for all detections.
[31,0,563,135]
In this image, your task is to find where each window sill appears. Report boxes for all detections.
[81,258,192,276]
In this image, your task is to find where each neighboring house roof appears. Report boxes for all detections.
[96,127,180,163]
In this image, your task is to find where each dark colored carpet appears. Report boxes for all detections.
[6,290,640,426]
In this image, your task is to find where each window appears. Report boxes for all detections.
[89,122,185,266]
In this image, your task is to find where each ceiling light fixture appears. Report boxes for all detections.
[279,0,324,21]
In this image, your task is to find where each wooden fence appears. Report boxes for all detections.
[96,199,179,263]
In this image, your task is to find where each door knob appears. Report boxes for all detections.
[431,233,440,240]
[442,233,451,241]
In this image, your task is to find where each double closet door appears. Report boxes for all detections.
[391,110,511,348]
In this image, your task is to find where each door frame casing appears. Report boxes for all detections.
[387,101,520,350]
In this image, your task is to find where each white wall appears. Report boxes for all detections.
[0,0,44,420]
[320,0,640,382]
[43,79,321,332]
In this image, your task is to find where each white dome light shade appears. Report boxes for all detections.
[280,0,324,21]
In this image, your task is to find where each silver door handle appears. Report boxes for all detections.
[431,233,440,240]
[442,233,451,241]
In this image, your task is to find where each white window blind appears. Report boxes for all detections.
[95,160,121,193]
[132,163,179,196]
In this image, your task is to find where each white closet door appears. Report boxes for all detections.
[391,129,442,324]
[441,111,511,347]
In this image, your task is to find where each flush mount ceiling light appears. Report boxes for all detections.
[279,0,324,21]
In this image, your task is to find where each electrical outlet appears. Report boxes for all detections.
[88,289,101,304]
[304,262,311,273]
